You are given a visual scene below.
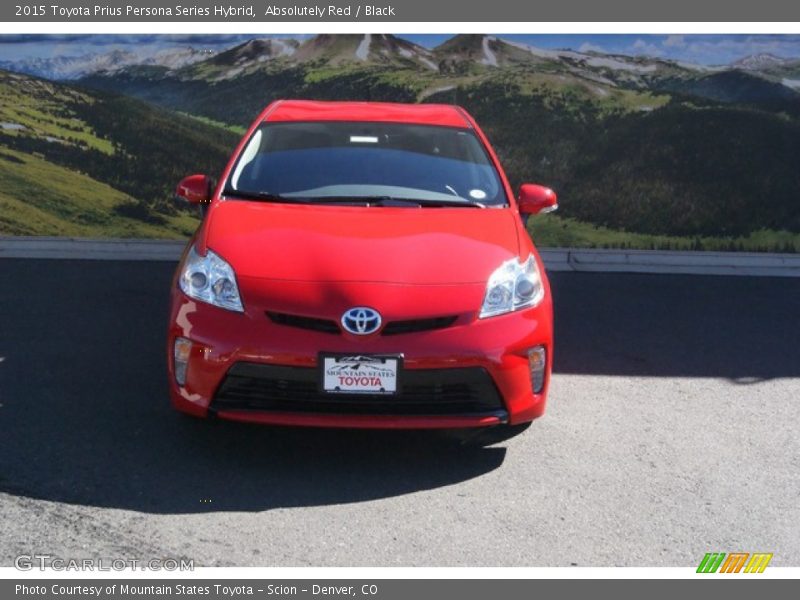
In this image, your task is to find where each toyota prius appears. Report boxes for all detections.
[169,100,557,436]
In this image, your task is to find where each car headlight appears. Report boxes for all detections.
[179,245,243,312]
[479,254,544,318]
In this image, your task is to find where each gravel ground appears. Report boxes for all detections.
[1,261,798,566]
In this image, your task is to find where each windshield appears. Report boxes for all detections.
[225,121,507,206]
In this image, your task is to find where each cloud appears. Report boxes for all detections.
[663,35,686,48]
[578,42,607,54]
[631,39,665,56]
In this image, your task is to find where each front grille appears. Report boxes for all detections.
[266,311,459,336]
[212,362,505,416]
[266,312,340,334]
[381,316,458,336]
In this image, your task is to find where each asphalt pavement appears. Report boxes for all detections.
[0,259,798,566]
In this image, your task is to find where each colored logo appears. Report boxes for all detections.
[697,552,773,573]
[341,307,382,335]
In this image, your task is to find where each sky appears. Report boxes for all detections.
[2,34,800,65]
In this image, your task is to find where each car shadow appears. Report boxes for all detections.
[1,260,797,515]
[0,260,505,514]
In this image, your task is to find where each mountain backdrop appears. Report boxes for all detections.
[2,34,799,250]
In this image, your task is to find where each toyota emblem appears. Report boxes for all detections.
[341,307,382,335]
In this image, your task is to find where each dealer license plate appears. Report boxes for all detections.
[320,354,401,395]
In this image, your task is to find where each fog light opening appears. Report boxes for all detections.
[173,337,192,386]
[528,346,546,394]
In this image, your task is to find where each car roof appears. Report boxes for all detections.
[263,100,472,128]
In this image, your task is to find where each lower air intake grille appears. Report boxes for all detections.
[212,362,505,416]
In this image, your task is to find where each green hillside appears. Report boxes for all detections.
[0,69,238,238]
[435,79,800,239]
[527,214,800,253]
[0,147,197,237]
[3,33,800,251]
[80,56,800,250]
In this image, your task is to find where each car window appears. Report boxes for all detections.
[227,121,507,206]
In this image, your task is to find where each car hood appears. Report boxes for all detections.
[202,200,522,285]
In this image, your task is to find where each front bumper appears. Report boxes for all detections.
[167,285,553,429]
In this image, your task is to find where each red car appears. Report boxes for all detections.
[169,100,557,436]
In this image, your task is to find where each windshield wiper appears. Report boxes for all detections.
[223,189,486,208]
[223,188,376,206]
[222,188,309,204]
[407,197,486,208]
[308,196,487,208]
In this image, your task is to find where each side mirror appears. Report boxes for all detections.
[518,184,558,217]
[175,174,214,205]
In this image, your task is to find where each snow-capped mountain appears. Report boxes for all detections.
[206,38,298,66]
[433,34,540,69]
[290,34,437,70]
[430,34,694,88]
[728,52,800,84]
[732,53,789,71]
[193,38,300,79]
[188,34,440,80]
[145,47,217,70]
[4,34,800,103]
[0,47,216,80]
